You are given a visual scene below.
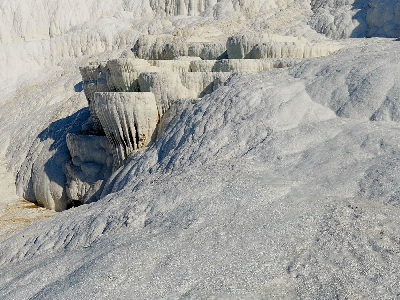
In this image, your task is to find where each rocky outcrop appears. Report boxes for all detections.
[93,92,159,170]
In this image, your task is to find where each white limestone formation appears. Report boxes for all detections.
[147,58,198,72]
[0,0,312,46]
[106,58,158,92]
[132,34,227,60]
[190,58,301,72]
[80,62,110,133]
[81,59,232,137]
[65,133,113,204]
[81,52,302,142]
[227,33,343,58]
[138,71,231,116]
[150,0,219,16]
[70,31,328,206]
[187,43,228,60]
[79,64,102,103]
[1,0,354,213]
[93,92,159,170]
[250,41,343,59]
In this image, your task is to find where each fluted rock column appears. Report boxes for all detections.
[226,34,343,59]
[79,62,109,133]
[93,92,159,170]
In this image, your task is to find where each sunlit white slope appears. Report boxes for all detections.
[1,0,400,298]
[1,42,400,298]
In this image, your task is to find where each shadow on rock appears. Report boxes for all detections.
[74,81,83,92]
[349,0,370,38]
[17,108,90,211]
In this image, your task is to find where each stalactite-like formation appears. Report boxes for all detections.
[149,0,219,16]
[132,35,227,60]
[226,34,343,59]
[93,92,159,170]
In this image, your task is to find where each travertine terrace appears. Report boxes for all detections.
[70,33,343,206]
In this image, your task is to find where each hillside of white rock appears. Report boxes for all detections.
[0,0,400,298]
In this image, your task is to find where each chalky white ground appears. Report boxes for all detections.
[1,0,400,298]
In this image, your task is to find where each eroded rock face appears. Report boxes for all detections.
[93,92,159,170]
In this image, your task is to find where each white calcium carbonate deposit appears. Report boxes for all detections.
[0,0,400,298]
